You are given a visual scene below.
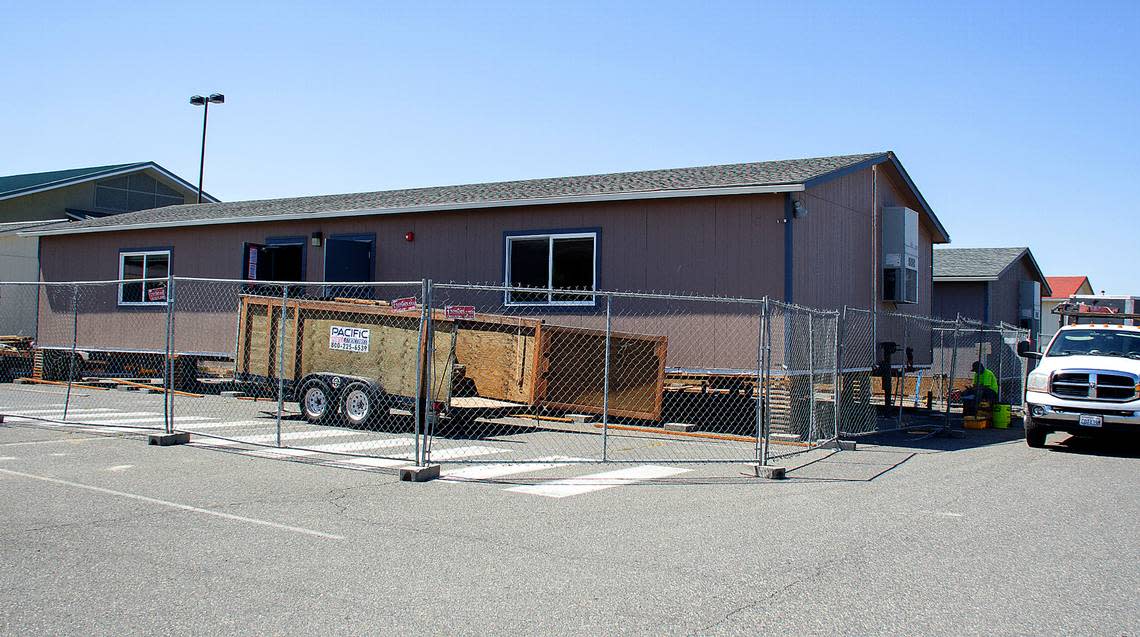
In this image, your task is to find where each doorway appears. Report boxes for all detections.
[324,233,376,298]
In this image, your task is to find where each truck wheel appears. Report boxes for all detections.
[299,379,333,424]
[341,382,380,428]
[1025,418,1048,448]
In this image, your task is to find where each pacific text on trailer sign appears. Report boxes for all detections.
[329,326,370,352]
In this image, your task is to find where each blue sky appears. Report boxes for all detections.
[3,0,1137,293]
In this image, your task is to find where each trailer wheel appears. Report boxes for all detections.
[299,379,333,424]
[341,382,382,428]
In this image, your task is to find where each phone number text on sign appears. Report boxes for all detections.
[329,325,370,352]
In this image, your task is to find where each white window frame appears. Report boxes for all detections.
[118,249,171,306]
[504,231,597,307]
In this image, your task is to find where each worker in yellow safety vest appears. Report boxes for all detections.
[972,361,999,396]
[964,361,999,416]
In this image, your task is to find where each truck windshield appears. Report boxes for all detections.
[1046,329,1140,359]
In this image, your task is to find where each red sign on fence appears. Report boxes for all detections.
[391,296,417,311]
[147,286,167,302]
[444,305,475,320]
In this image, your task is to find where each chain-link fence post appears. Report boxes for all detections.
[833,309,843,444]
[275,283,289,448]
[760,297,771,467]
[807,311,817,444]
[601,292,612,462]
[62,284,79,421]
[412,279,428,467]
[944,316,961,429]
[752,298,767,462]
[422,279,434,466]
[163,274,175,434]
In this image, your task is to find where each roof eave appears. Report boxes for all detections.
[0,162,219,204]
[802,151,950,244]
[21,182,805,237]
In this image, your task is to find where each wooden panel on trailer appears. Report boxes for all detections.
[450,317,540,404]
[536,324,667,421]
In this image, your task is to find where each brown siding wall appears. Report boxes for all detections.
[38,195,787,367]
[932,281,988,322]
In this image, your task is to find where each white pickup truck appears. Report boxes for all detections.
[1019,322,1140,447]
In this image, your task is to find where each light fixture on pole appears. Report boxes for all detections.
[189,93,224,203]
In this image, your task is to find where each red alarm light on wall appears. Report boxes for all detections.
[405,231,415,242]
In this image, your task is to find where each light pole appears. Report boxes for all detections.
[189,93,224,203]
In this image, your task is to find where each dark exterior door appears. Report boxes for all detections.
[324,234,375,298]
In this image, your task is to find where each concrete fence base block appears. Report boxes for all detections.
[566,414,593,424]
[400,464,440,482]
[13,378,32,385]
[0,415,5,423]
[148,432,190,446]
[835,440,857,451]
[220,391,245,398]
[751,464,786,480]
[115,385,137,392]
[664,422,698,433]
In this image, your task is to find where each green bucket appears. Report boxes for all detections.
[993,403,1011,429]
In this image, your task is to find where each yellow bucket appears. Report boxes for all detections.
[992,403,1011,429]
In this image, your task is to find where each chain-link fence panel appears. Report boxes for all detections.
[838,307,875,436]
[763,300,839,460]
[606,290,764,463]
[21,280,169,430]
[423,283,607,465]
[0,283,63,425]
[170,278,429,462]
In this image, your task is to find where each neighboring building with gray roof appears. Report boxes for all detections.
[23,151,951,368]
[933,246,1051,342]
[0,162,212,336]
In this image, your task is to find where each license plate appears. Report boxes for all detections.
[1078,414,1103,428]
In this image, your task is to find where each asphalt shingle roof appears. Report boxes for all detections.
[32,152,888,234]
[0,164,143,198]
[933,247,1031,279]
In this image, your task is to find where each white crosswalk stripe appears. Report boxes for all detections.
[2,408,118,416]
[201,430,361,446]
[177,420,279,430]
[4,411,155,422]
[505,465,691,498]
[441,456,589,482]
[420,446,509,461]
[242,437,417,459]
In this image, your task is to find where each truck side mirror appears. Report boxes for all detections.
[1016,340,1042,359]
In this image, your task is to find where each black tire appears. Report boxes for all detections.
[1025,417,1048,448]
[299,379,334,425]
[340,381,383,429]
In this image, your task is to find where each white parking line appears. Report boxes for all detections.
[2,408,118,416]
[203,430,361,446]
[340,456,408,469]
[442,456,589,482]
[177,420,278,430]
[419,446,509,461]
[4,411,154,422]
[0,467,343,540]
[506,465,691,498]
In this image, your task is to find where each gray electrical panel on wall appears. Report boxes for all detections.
[882,206,919,304]
[1020,280,1042,335]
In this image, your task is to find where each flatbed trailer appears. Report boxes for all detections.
[234,295,668,426]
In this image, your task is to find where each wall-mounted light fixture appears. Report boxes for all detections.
[792,200,808,219]
[311,231,323,247]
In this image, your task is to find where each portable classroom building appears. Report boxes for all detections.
[24,152,949,375]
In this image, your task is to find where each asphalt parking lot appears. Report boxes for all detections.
[1,385,1138,635]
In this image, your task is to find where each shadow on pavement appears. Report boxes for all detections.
[1047,433,1140,459]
